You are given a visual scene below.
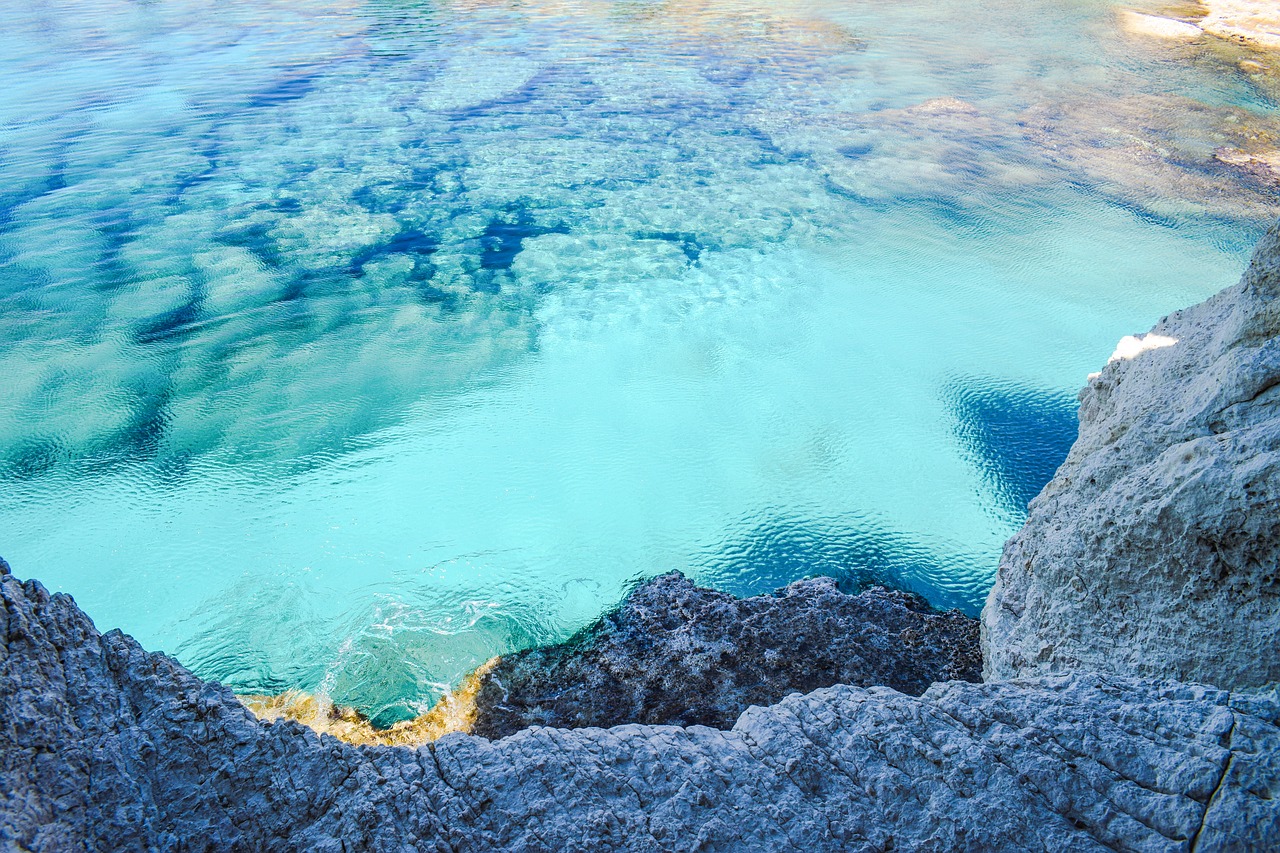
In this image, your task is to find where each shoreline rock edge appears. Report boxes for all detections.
[3,559,1279,850]
[4,220,1280,849]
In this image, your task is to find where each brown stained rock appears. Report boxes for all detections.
[754,83,1278,226]
[1018,93,1280,220]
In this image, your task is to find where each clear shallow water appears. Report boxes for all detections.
[0,0,1274,723]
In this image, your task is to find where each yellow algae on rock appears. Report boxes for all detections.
[239,657,500,747]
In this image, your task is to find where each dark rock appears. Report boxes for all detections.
[470,572,981,738]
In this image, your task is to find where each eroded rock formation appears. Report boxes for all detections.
[3,559,1278,851]
[982,220,1280,689]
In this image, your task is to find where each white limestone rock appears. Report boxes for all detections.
[982,220,1280,689]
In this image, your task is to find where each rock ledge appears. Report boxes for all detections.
[469,571,980,738]
[3,559,1278,851]
[982,220,1280,689]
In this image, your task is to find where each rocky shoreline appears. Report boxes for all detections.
[4,557,1279,851]
[4,222,1280,849]
[984,216,1280,689]
[233,573,981,747]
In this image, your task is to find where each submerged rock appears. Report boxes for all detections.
[3,558,1278,851]
[469,572,981,738]
[983,220,1280,689]
[1201,0,1280,51]
[1017,92,1280,221]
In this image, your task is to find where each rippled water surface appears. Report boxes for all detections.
[1,0,1275,721]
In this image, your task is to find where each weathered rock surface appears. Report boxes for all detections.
[982,220,1280,689]
[3,558,1279,851]
[1120,2,1280,51]
[469,572,980,738]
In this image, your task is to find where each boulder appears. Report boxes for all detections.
[982,221,1280,689]
[469,572,981,738]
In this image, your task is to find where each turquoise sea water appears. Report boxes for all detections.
[1,0,1274,723]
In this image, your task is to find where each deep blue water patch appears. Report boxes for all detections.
[4,439,64,482]
[246,74,318,110]
[480,213,568,272]
[635,230,704,264]
[837,142,875,160]
[135,301,203,345]
[349,229,440,276]
[946,377,1079,519]
[695,514,960,608]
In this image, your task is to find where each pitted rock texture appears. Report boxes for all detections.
[982,220,1280,689]
[469,572,981,738]
[4,559,1280,851]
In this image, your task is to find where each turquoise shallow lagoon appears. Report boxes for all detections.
[1,0,1275,722]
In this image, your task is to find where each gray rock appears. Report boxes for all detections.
[3,559,1278,851]
[470,572,981,738]
[982,220,1280,689]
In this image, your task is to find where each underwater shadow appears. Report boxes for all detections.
[944,376,1079,519]
[693,513,964,608]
